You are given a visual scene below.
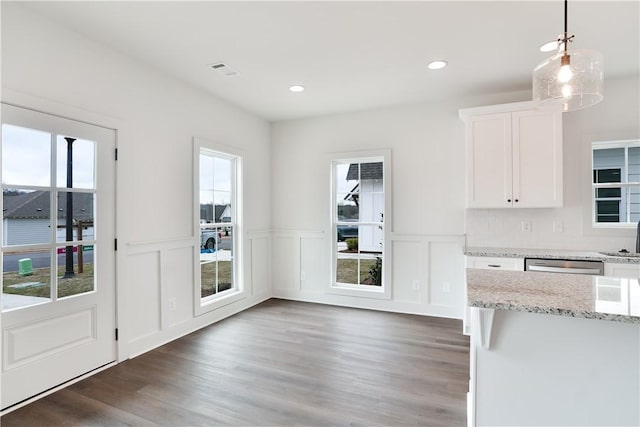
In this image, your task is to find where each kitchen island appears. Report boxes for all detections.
[466,268,640,427]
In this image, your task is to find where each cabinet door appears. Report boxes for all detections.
[604,262,640,278]
[466,113,513,208]
[512,110,563,207]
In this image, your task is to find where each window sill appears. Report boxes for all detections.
[592,223,638,229]
[195,288,246,316]
[327,284,391,300]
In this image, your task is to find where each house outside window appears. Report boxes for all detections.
[592,140,640,226]
[194,139,243,314]
[330,150,391,299]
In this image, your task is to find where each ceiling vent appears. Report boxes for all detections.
[209,62,238,76]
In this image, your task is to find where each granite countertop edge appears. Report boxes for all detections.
[464,247,640,264]
[468,301,640,324]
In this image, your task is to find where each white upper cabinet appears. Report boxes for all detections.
[461,102,563,208]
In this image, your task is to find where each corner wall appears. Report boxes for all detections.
[1,3,272,359]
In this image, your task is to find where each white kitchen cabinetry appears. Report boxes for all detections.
[604,262,640,278]
[460,102,563,208]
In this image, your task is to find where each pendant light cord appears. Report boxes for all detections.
[564,0,568,54]
[564,0,568,36]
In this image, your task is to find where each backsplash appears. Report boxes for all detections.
[465,208,637,252]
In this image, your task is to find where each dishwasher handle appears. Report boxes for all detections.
[527,265,602,275]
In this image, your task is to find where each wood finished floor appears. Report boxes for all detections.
[1,299,470,426]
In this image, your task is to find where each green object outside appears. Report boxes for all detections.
[18,258,33,276]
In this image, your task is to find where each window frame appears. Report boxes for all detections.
[591,139,640,228]
[193,138,244,316]
[328,149,391,300]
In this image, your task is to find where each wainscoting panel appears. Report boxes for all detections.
[428,240,464,311]
[164,246,195,328]
[249,233,270,296]
[125,251,162,342]
[300,235,327,293]
[121,233,271,359]
[391,239,423,304]
[272,235,300,291]
[272,231,465,318]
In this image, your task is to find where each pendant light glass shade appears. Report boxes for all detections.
[533,44,604,111]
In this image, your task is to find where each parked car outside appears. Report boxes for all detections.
[337,219,359,242]
[200,228,222,250]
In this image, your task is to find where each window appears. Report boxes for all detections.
[592,140,640,226]
[330,150,390,299]
[194,139,242,313]
[2,124,98,310]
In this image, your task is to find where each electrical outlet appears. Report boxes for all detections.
[412,280,420,290]
[553,220,564,233]
[521,220,532,232]
[442,282,451,293]
[168,298,176,311]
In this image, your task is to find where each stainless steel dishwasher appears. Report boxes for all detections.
[524,258,604,275]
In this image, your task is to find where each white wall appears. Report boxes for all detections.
[1,3,272,359]
[270,92,527,318]
[465,75,640,251]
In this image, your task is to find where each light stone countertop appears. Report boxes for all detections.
[465,246,640,264]
[467,268,640,324]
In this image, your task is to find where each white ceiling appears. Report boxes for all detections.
[20,1,640,122]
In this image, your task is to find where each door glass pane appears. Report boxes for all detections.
[56,191,95,243]
[3,189,51,246]
[2,249,51,310]
[56,136,95,189]
[57,245,95,298]
[1,124,51,187]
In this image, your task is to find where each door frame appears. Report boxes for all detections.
[0,89,125,413]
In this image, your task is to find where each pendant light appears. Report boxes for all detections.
[532,0,603,112]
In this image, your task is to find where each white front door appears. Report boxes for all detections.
[1,104,116,410]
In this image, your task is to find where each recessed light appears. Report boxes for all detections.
[539,40,558,52]
[427,60,448,70]
[289,85,305,93]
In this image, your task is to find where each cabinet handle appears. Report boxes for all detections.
[488,264,501,268]
[507,199,512,203]
[514,199,519,203]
